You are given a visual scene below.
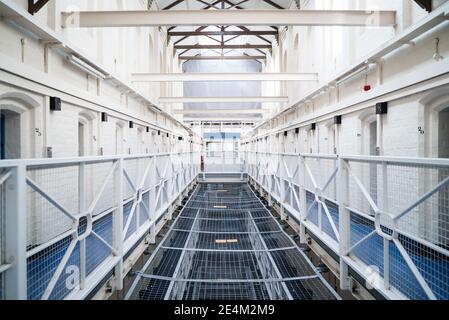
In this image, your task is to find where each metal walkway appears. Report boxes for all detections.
[126,183,340,300]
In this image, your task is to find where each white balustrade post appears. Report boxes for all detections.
[113,158,124,291]
[148,156,156,244]
[299,155,307,244]
[4,164,27,299]
[280,154,286,220]
[267,155,273,207]
[78,162,86,290]
[337,157,350,290]
[381,161,390,289]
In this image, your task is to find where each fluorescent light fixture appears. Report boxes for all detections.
[67,54,108,80]
[213,205,227,209]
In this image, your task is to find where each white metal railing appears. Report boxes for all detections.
[203,150,244,174]
[243,151,449,300]
[0,152,199,300]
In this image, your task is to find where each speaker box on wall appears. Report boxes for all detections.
[49,96,61,111]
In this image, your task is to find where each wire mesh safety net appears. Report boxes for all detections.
[126,183,339,300]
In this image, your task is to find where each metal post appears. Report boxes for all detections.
[78,163,86,290]
[337,157,350,290]
[299,155,307,243]
[113,158,124,290]
[148,156,156,244]
[383,237,390,289]
[4,164,27,299]
[279,154,286,220]
[382,161,390,289]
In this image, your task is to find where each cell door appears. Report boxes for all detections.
[0,110,21,159]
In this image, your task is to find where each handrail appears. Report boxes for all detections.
[242,150,449,300]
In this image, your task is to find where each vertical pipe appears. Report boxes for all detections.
[376,114,382,155]
[334,124,338,154]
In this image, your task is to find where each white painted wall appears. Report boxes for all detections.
[0,0,198,159]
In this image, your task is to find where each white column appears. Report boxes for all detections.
[4,164,27,299]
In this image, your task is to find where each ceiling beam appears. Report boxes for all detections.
[183,116,263,121]
[178,55,266,60]
[196,0,222,10]
[131,72,318,82]
[169,30,278,37]
[28,0,49,15]
[162,0,185,10]
[224,0,278,31]
[159,96,288,103]
[226,0,249,9]
[173,108,270,114]
[414,0,432,12]
[61,10,397,28]
[174,44,272,50]
[166,0,221,33]
[236,25,274,44]
[261,0,285,10]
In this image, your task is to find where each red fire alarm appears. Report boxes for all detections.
[363,84,372,91]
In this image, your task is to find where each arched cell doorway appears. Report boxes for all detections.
[421,89,449,245]
[0,92,39,159]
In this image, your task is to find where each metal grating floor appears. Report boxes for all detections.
[126,183,340,300]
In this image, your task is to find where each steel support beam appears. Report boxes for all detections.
[262,0,285,10]
[414,0,432,12]
[169,30,279,37]
[28,0,49,15]
[132,72,318,82]
[183,116,263,121]
[61,10,396,28]
[159,96,288,103]
[175,44,272,50]
[178,55,266,61]
[162,0,185,10]
[173,108,270,114]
